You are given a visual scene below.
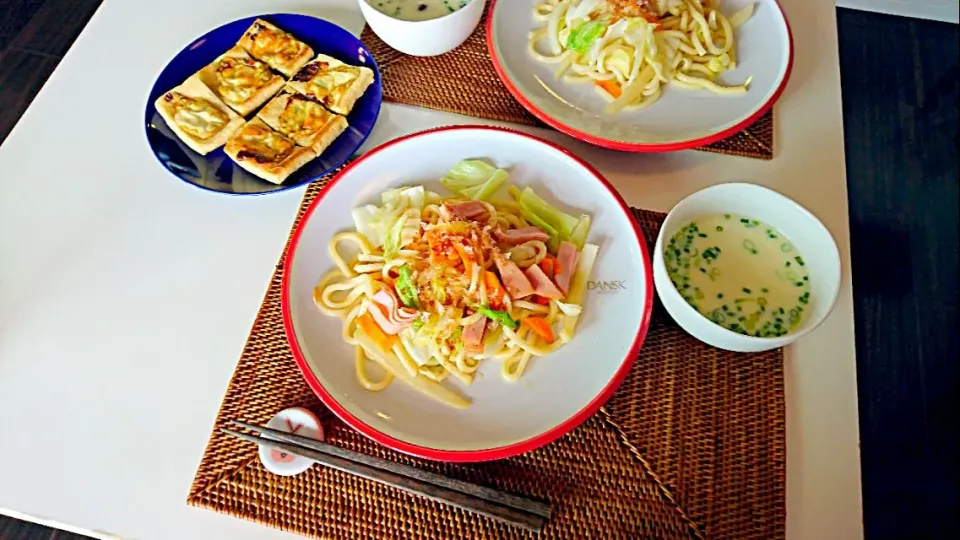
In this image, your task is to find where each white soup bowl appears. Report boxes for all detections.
[359,0,486,57]
[652,183,841,353]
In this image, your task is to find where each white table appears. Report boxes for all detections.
[0,1,862,538]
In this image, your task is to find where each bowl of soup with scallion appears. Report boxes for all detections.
[359,0,486,57]
[652,183,841,353]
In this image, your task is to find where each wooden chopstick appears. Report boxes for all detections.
[222,421,551,531]
[230,420,551,519]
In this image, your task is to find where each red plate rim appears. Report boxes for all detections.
[281,124,654,462]
[485,0,795,153]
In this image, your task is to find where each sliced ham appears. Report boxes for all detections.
[524,264,564,300]
[493,226,550,246]
[369,290,418,335]
[494,254,535,299]
[442,200,490,223]
[554,241,580,294]
[462,317,487,353]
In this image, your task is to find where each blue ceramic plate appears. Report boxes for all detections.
[145,14,382,195]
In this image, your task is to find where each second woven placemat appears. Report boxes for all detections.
[187,171,786,539]
[359,9,775,160]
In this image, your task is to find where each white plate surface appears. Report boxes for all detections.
[282,126,652,461]
[487,0,793,150]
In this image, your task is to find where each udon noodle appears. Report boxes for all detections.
[313,161,598,409]
[528,0,756,113]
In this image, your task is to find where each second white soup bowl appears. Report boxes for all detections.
[652,183,842,353]
[359,0,486,57]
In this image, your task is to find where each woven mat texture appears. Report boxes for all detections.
[187,173,786,539]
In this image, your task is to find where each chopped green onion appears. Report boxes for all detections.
[477,306,519,330]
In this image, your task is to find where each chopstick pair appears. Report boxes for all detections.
[223,420,551,532]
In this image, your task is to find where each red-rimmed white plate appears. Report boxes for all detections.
[486,0,793,152]
[282,126,652,462]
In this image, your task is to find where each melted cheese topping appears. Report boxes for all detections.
[278,96,334,139]
[215,57,274,104]
[248,24,309,68]
[167,92,229,140]
[235,123,296,164]
[305,67,359,105]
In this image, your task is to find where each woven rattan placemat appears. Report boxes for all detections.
[187,173,786,539]
[359,10,775,160]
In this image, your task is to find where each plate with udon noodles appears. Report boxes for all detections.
[486,0,793,151]
[283,126,652,460]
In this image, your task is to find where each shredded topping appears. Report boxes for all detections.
[215,56,274,103]
[167,92,228,139]
[248,23,310,67]
[234,123,296,164]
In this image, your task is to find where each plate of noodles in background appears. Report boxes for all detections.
[486,0,793,151]
[282,125,652,461]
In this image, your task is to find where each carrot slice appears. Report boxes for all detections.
[543,254,562,278]
[596,79,622,98]
[539,256,556,280]
[356,313,397,352]
[523,316,555,344]
[484,271,506,308]
[454,243,475,276]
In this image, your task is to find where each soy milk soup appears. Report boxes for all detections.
[664,214,812,338]
[368,0,473,21]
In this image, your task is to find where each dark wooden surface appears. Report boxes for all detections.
[0,517,78,540]
[0,0,101,143]
[0,3,957,539]
[838,9,959,540]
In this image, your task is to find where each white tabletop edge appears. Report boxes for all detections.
[0,1,862,539]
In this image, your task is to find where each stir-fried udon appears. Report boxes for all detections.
[313,160,599,409]
[529,0,756,113]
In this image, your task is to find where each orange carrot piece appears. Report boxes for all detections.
[539,257,555,280]
[596,79,622,98]
[484,271,506,306]
[454,243,474,276]
[356,313,397,352]
[523,316,555,344]
[543,254,562,278]
[483,270,507,298]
